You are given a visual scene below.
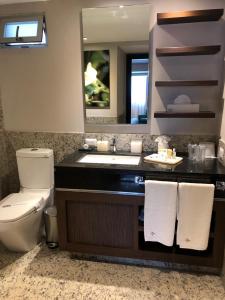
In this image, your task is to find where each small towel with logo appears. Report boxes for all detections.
[177,183,214,250]
[144,180,178,246]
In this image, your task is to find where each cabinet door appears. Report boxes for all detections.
[56,190,143,256]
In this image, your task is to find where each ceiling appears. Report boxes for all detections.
[0,0,47,5]
[82,4,152,44]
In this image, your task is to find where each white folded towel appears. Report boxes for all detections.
[144,180,178,246]
[177,183,214,251]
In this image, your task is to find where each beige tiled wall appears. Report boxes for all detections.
[3,131,218,195]
[218,139,225,165]
[0,97,9,199]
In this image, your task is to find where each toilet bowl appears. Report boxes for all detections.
[0,148,54,252]
[0,190,52,252]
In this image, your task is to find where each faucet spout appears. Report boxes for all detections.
[111,138,117,153]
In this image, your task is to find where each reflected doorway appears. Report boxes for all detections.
[126,54,149,124]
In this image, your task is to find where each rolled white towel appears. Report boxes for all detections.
[174,94,191,105]
[85,138,97,147]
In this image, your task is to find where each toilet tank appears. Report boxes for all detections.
[16,148,54,189]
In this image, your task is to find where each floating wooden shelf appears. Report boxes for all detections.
[157,9,224,25]
[155,80,218,87]
[154,111,215,118]
[156,45,221,57]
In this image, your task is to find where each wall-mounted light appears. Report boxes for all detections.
[119,5,124,8]
[83,37,88,41]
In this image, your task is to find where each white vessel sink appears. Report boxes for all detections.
[78,154,140,165]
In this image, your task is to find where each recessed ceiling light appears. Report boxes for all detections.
[119,5,124,8]
[83,37,88,41]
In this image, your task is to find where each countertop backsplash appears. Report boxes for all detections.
[1,131,218,196]
[218,139,225,166]
[0,131,9,199]
[0,97,9,199]
[85,133,218,154]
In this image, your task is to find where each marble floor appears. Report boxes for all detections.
[0,243,224,300]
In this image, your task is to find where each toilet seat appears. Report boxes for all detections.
[21,188,51,201]
[0,193,44,223]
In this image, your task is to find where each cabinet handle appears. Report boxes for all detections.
[56,188,144,196]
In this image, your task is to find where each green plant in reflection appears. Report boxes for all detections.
[84,50,110,108]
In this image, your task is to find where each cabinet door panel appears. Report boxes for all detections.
[67,201,133,248]
[56,190,142,252]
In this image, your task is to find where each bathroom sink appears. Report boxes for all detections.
[78,154,140,165]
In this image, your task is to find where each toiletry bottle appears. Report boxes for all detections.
[167,149,173,158]
[172,148,176,159]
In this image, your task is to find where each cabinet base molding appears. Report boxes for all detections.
[71,253,221,275]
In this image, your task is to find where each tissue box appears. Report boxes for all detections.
[167,104,200,113]
[97,141,109,152]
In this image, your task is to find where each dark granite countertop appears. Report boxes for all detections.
[55,151,225,177]
[55,151,225,196]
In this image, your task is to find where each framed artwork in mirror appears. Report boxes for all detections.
[84,50,110,109]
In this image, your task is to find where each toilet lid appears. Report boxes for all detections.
[0,193,44,223]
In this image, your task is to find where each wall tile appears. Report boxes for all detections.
[0,131,9,199]
[218,139,225,166]
[85,133,218,153]
[0,96,9,199]
[4,131,218,194]
[5,131,84,193]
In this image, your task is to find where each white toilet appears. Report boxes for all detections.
[0,148,54,252]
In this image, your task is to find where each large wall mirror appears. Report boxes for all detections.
[81,4,152,128]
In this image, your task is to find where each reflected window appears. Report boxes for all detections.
[131,73,148,124]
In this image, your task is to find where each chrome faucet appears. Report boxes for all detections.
[111,138,117,153]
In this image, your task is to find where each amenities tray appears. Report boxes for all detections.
[144,154,183,165]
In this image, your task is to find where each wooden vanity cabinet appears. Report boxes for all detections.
[56,188,225,273]
[56,190,142,256]
[54,153,225,273]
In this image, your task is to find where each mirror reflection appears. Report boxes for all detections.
[82,4,152,125]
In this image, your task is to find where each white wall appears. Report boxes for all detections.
[117,46,126,121]
[0,0,84,133]
[150,0,225,135]
[0,0,224,135]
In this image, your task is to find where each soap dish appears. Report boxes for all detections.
[78,148,94,152]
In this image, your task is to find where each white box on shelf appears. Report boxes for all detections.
[167,104,200,113]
